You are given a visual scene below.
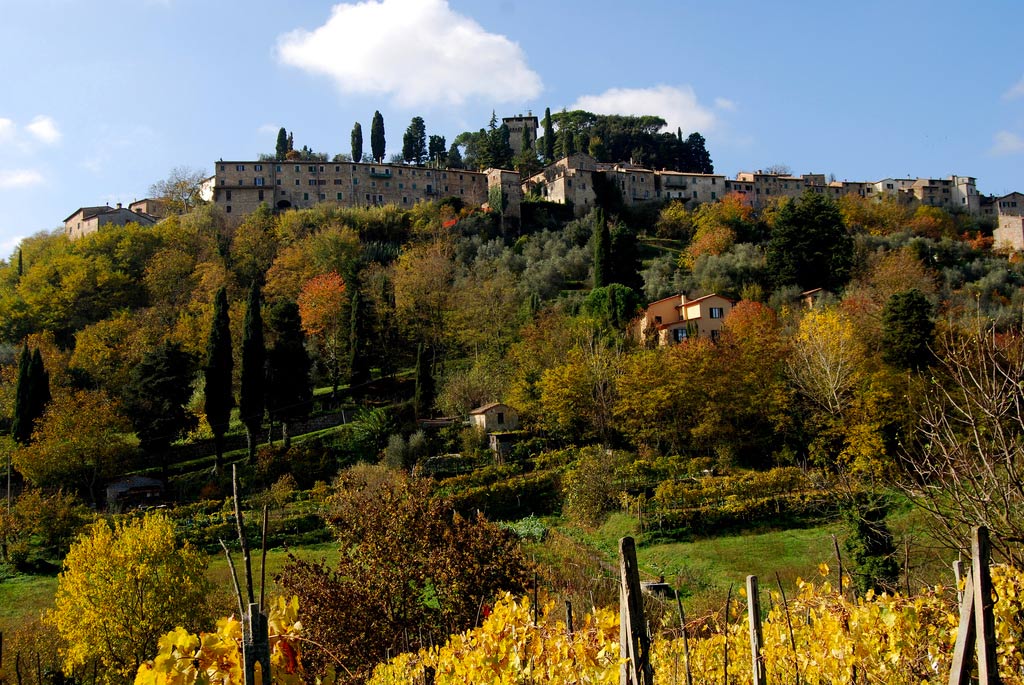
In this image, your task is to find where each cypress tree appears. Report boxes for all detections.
[351,122,363,163]
[349,289,371,391]
[28,348,50,427]
[11,343,32,445]
[239,284,266,462]
[413,343,434,420]
[266,301,312,449]
[371,111,386,164]
[592,209,612,288]
[287,131,294,153]
[543,107,554,162]
[204,287,234,470]
[17,248,23,277]
[276,128,288,160]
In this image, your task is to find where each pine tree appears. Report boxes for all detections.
[592,209,612,288]
[266,301,312,449]
[402,116,427,165]
[276,128,288,160]
[882,289,935,371]
[287,131,294,153]
[543,107,554,162]
[413,342,434,420]
[204,287,233,470]
[239,284,266,462]
[351,122,363,163]
[371,110,386,164]
[28,348,50,429]
[11,343,32,445]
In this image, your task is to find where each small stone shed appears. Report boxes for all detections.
[469,402,519,433]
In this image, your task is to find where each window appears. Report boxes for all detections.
[220,165,225,171]
[237,180,243,186]
[399,183,404,189]
[308,165,316,172]
[673,328,687,343]
[309,179,317,186]
[295,165,300,172]
[295,179,300,186]
[276,165,282,172]
[334,179,343,185]
[709,307,724,319]
[497,412,505,424]
[353,178,358,185]
[426,184,432,193]
[319,193,325,200]
[403,197,408,204]
[226,206,232,213]
[712,178,717,185]
[693,191,698,198]
[711,192,717,199]
[255,164,263,171]
[276,179,282,185]
[336,193,343,200]
[258,190,264,201]
[710,330,721,342]
[226,190,232,200]
[319,166,324,173]
[303,193,309,201]
[318,180,326,186]
[335,165,340,172]
[412,183,417,189]
[255,177,264,186]
[236,164,245,171]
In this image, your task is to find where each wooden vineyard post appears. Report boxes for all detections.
[948,526,1001,685]
[747,576,766,685]
[244,602,271,685]
[619,537,653,685]
[972,526,1000,685]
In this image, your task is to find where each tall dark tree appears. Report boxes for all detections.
[239,284,266,463]
[351,122,363,163]
[543,107,555,162]
[610,222,643,291]
[17,248,23,277]
[204,287,234,470]
[28,348,50,429]
[11,343,33,445]
[413,343,434,420]
[349,289,371,392]
[370,111,386,164]
[287,131,294,153]
[123,342,197,481]
[402,116,427,165]
[882,289,935,371]
[766,191,853,291]
[447,142,464,169]
[266,301,312,449]
[276,128,289,160]
[427,135,447,167]
[684,132,714,174]
[592,209,612,288]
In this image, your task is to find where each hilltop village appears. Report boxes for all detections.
[63,113,1024,250]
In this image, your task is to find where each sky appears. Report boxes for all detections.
[0,0,1021,257]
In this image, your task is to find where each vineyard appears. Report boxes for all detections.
[132,562,1024,685]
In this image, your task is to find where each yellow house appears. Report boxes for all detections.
[634,293,735,345]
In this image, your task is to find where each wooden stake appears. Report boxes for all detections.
[232,465,255,605]
[723,584,733,685]
[566,600,574,636]
[675,592,693,685]
[747,576,766,685]
[972,526,1000,685]
[948,570,976,685]
[219,539,245,619]
[259,504,269,611]
[618,537,653,685]
[831,534,844,596]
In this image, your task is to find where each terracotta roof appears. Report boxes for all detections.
[63,205,114,223]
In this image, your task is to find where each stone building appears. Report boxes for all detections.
[522,153,599,216]
[656,171,726,204]
[64,203,158,240]
[633,293,735,345]
[486,168,524,218]
[212,160,489,218]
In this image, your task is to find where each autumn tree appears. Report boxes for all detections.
[266,301,312,448]
[276,466,528,682]
[48,513,209,685]
[370,110,385,163]
[240,284,266,462]
[297,272,347,397]
[204,287,233,470]
[350,121,363,164]
[14,388,133,502]
[149,166,209,214]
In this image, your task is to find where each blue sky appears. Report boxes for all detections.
[0,0,1021,257]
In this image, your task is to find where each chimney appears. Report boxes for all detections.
[116,202,122,209]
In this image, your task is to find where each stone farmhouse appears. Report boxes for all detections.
[633,293,735,345]
[63,203,158,240]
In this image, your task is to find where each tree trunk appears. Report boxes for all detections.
[213,433,224,472]
[282,421,291,450]
[246,425,258,463]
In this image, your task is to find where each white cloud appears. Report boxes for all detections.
[258,123,280,136]
[991,130,1024,156]
[0,118,15,143]
[569,85,717,135]
[714,97,736,112]
[1004,76,1024,100]
[276,0,542,107]
[0,234,26,260]
[25,115,61,144]
[0,169,45,189]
